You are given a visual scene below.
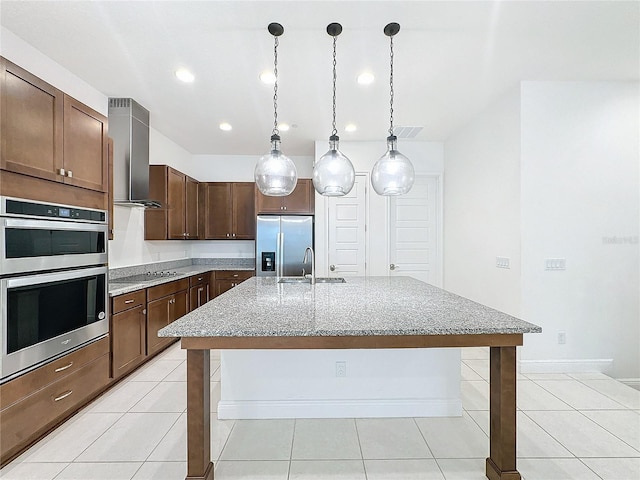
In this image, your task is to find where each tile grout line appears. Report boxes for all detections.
[286,418,296,480]
[352,418,368,479]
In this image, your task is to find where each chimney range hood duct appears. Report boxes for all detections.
[108,98,161,208]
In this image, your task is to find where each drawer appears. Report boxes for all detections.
[0,353,109,463]
[189,272,210,287]
[215,270,254,281]
[112,289,146,314]
[0,336,109,409]
[147,278,189,302]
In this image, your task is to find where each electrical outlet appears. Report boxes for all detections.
[558,332,566,344]
[496,257,510,269]
[335,361,346,377]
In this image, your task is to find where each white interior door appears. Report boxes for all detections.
[327,174,367,276]
[389,175,440,285]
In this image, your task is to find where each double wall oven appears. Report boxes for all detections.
[0,196,108,382]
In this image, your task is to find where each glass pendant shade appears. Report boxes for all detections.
[313,135,355,196]
[254,135,297,196]
[371,135,415,196]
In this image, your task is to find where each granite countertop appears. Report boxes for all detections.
[159,276,542,338]
[109,265,255,297]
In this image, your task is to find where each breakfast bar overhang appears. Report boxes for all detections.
[159,276,542,480]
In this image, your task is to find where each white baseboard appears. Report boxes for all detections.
[519,358,613,374]
[217,398,463,419]
[618,378,640,391]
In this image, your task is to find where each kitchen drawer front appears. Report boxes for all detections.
[216,270,254,281]
[112,289,146,314]
[189,272,210,287]
[0,336,109,409]
[0,353,109,463]
[147,278,189,302]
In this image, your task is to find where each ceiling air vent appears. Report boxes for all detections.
[393,126,423,139]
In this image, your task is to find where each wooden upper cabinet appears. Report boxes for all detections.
[167,167,186,240]
[255,178,314,215]
[202,182,255,240]
[0,58,63,182]
[62,95,108,191]
[185,177,199,238]
[0,57,108,193]
[145,165,199,240]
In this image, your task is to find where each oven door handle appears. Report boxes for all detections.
[3,218,107,231]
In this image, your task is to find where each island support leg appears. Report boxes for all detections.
[186,349,214,480]
[486,346,521,480]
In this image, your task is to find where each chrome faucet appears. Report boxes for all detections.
[303,246,316,285]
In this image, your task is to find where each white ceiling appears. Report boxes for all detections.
[1,1,638,156]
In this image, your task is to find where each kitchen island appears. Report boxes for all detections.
[159,276,541,480]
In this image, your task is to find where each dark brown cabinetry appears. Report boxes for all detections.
[189,273,211,311]
[146,279,188,356]
[0,57,108,193]
[0,337,109,465]
[107,137,114,239]
[145,165,199,240]
[110,290,146,379]
[213,270,254,297]
[201,182,255,240]
[256,178,315,214]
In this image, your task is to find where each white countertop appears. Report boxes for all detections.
[158,276,542,338]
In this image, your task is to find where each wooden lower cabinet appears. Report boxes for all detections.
[0,337,110,465]
[213,270,254,298]
[111,290,146,379]
[146,280,188,356]
[189,273,211,311]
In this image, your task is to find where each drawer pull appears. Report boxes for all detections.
[54,362,74,373]
[53,390,73,402]
[124,299,135,304]
[233,274,239,277]
[198,277,203,281]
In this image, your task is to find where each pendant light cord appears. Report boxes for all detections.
[388,35,395,137]
[331,35,338,137]
[272,36,280,137]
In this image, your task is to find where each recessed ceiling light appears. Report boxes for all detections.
[219,122,232,131]
[175,68,195,83]
[278,123,290,132]
[357,72,375,85]
[260,71,276,84]
[345,123,357,133]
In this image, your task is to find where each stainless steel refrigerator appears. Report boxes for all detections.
[256,215,314,277]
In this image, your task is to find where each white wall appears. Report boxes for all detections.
[520,81,639,379]
[443,86,522,317]
[444,81,640,380]
[314,140,444,277]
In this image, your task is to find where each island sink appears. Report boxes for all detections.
[278,277,346,284]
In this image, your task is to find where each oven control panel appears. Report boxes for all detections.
[1,197,106,223]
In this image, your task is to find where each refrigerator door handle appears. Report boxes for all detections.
[277,232,284,277]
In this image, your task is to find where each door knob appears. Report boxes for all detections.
[390,264,397,270]
[329,265,336,271]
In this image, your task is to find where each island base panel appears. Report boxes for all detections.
[486,346,520,480]
[186,349,212,480]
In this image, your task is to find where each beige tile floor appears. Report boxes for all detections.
[2,345,639,480]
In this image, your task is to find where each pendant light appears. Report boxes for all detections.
[312,23,355,197]
[371,23,415,196]
[255,23,297,197]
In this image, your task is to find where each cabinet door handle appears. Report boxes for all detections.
[233,274,239,277]
[329,265,336,271]
[53,390,73,402]
[125,299,134,304]
[66,170,73,178]
[142,309,147,314]
[54,362,73,373]
[58,168,66,176]
[232,233,236,237]
[197,277,203,281]
[226,233,230,237]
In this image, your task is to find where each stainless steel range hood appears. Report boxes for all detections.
[108,98,161,208]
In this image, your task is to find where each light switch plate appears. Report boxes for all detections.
[545,258,566,270]
[496,257,510,269]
